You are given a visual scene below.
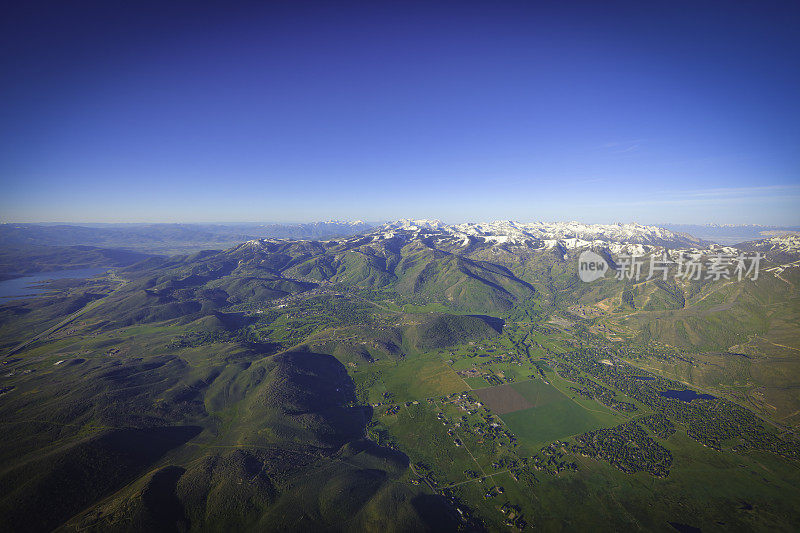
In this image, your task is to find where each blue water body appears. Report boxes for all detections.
[659,389,716,402]
[0,267,111,299]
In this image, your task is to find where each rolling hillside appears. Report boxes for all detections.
[2,223,800,531]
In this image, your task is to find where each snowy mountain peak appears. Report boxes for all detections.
[375,220,705,250]
[742,232,800,255]
[380,219,448,231]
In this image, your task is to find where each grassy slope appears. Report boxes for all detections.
[1,243,799,530]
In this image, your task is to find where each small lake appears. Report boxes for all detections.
[0,267,112,300]
[659,389,716,402]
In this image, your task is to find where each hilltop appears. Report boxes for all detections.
[1,220,799,531]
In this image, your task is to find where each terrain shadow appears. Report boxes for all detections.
[0,425,201,533]
[467,314,505,333]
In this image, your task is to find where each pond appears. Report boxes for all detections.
[659,389,716,402]
[0,267,112,300]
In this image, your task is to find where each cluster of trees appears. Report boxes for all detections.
[279,296,376,328]
[568,383,637,412]
[557,346,800,459]
[166,327,257,349]
[366,420,400,453]
[248,293,384,345]
[620,286,636,309]
[499,500,528,530]
[653,278,686,308]
[527,442,578,476]
[309,295,376,325]
[457,411,516,449]
[571,421,672,477]
[555,362,637,412]
[354,370,382,404]
[601,372,794,455]
[636,413,677,440]
[247,294,386,347]
[605,332,699,364]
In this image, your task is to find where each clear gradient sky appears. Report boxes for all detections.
[1,1,799,225]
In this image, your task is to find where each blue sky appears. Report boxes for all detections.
[1,1,798,224]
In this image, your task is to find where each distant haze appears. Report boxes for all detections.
[4,221,800,254]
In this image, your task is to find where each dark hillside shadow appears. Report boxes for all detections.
[467,314,505,333]
[412,494,485,532]
[0,425,201,533]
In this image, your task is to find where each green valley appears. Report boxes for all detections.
[1,223,800,531]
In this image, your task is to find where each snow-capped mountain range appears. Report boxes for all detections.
[238,219,799,261]
[737,232,800,256]
[764,233,800,254]
[376,219,707,252]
